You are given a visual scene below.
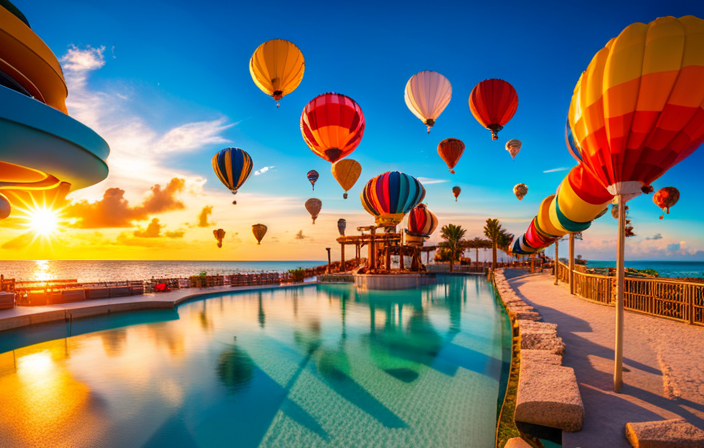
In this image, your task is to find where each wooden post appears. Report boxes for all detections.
[530,255,535,274]
[399,245,405,270]
[326,247,331,274]
[340,243,345,273]
[569,233,575,295]
[614,195,625,393]
[554,239,559,285]
[689,285,694,325]
[369,227,376,271]
[385,239,391,270]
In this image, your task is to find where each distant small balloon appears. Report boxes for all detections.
[505,139,522,160]
[252,224,267,245]
[213,228,226,248]
[305,198,322,224]
[452,186,461,202]
[653,187,680,220]
[513,183,528,200]
[306,170,319,190]
[337,218,347,236]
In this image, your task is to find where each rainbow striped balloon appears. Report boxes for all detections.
[361,171,425,226]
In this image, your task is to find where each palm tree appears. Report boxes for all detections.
[496,229,514,254]
[439,224,467,272]
[483,219,504,271]
[465,237,492,268]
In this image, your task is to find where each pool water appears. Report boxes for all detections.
[0,276,510,448]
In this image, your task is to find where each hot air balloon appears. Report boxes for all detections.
[549,165,614,233]
[307,170,319,190]
[505,139,522,160]
[252,224,267,245]
[337,218,346,236]
[469,79,519,140]
[404,71,452,133]
[568,16,704,201]
[249,39,305,107]
[360,172,426,226]
[301,93,365,163]
[513,183,528,200]
[331,159,361,199]
[653,187,680,219]
[212,148,253,203]
[213,228,226,248]
[0,194,11,220]
[437,138,465,174]
[452,186,461,201]
[305,198,322,224]
[407,204,438,237]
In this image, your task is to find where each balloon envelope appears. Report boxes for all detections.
[360,171,426,226]
[437,138,465,174]
[513,183,528,200]
[305,198,322,224]
[212,148,253,196]
[252,224,267,245]
[452,186,461,201]
[505,139,522,160]
[407,203,438,237]
[213,228,226,248]
[404,71,452,133]
[301,93,365,163]
[307,170,319,190]
[331,159,362,199]
[337,218,346,236]
[653,187,680,219]
[567,16,704,200]
[249,39,304,106]
[469,79,519,140]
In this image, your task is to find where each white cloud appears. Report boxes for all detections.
[543,167,569,173]
[416,177,449,185]
[60,45,233,201]
[254,166,275,176]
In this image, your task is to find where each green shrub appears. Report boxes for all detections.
[288,267,306,283]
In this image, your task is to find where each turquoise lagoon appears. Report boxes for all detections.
[0,275,510,447]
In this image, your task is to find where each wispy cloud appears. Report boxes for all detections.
[254,166,275,176]
[416,177,449,185]
[543,167,569,173]
[646,233,663,241]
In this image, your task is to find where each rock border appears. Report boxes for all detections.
[494,269,585,437]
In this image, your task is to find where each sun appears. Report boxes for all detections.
[27,207,60,236]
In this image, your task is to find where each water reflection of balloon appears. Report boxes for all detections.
[452,186,461,202]
[216,344,255,393]
[213,228,226,248]
[306,170,319,190]
[301,93,365,163]
[437,138,464,174]
[469,79,518,140]
[249,39,305,107]
[331,159,362,199]
[252,224,267,245]
[305,198,322,224]
[404,71,452,133]
[653,187,680,219]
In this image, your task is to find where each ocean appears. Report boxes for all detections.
[586,260,704,278]
[0,260,326,283]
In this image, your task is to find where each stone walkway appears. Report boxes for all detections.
[506,271,704,448]
[0,282,315,332]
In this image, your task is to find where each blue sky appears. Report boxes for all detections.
[10,0,704,261]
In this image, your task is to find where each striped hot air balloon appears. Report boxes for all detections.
[360,171,426,226]
[404,71,452,133]
[406,203,438,237]
[469,79,519,140]
[301,93,365,163]
[306,170,319,190]
[567,16,704,201]
[212,148,253,203]
[549,165,614,233]
[249,39,305,107]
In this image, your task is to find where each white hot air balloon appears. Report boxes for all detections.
[404,71,452,133]
[505,139,522,160]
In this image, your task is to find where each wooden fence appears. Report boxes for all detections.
[557,262,704,326]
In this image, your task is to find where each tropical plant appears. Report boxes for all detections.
[439,224,468,272]
[288,267,306,283]
[483,219,505,271]
[466,237,493,267]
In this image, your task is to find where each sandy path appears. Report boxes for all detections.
[506,271,704,448]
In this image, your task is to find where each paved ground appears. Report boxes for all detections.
[0,282,315,332]
[506,272,704,448]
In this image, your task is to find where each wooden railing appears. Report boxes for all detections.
[556,262,704,326]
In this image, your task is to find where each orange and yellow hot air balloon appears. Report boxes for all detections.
[331,159,362,199]
[252,224,267,245]
[653,187,680,219]
[305,198,322,224]
[300,93,365,163]
[567,16,704,201]
[404,71,452,133]
[437,138,465,174]
[249,39,305,107]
